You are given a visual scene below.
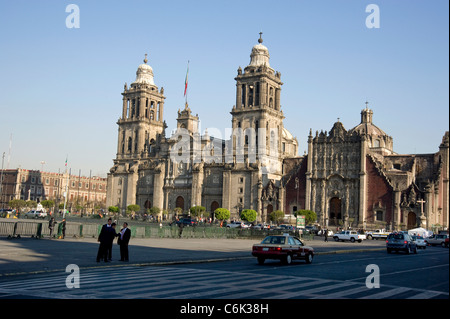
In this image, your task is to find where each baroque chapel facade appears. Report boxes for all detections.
[106,36,449,230]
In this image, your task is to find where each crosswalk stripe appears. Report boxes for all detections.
[0,265,447,300]
[407,290,446,299]
[359,287,411,299]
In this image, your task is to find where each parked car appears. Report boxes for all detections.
[333,230,366,243]
[24,210,47,219]
[411,235,427,249]
[175,218,198,227]
[252,223,270,230]
[226,221,244,228]
[252,234,314,265]
[445,237,449,248]
[386,232,418,254]
[425,234,449,247]
[279,225,295,231]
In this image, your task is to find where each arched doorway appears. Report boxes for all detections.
[210,201,219,221]
[210,201,219,213]
[176,196,184,210]
[144,200,151,210]
[266,204,274,223]
[329,197,342,225]
[407,212,417,229]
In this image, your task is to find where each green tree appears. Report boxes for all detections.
[40,200,55,210]
[214,208,230,222]
[26,200,37,210]
[296,209,317,225]
[240,209,257,223]
[269,210,285,225]
[108,206,119,214]
[148,206,161,216]
[126,204,140,217]
[8,199,26,212]
[190,205,206,218]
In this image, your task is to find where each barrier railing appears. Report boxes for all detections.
[0,220,309,240]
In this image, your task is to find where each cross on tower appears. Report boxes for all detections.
[258,32,263,43]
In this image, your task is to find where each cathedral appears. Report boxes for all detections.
[106,35,449,231]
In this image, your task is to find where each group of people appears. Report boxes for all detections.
[96,218,131,262]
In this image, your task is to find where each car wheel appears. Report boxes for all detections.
[441,242,446,248]
[305,253,313,264]
[283,254,292,265]
[367,235,373,240]
[257,257,265,265]
[350,238,355,243]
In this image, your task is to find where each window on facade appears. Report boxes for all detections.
[376,210,384,221]
[374,139,380,147]
[255,82,260,106]
[393,164,401,170]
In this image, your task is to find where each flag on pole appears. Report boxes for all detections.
[184,61,189,97]
[65,156,68,167]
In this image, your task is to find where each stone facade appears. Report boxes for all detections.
[0,169,107,212]
[106,36,449,230]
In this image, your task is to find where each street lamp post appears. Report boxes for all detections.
[0,152,5,210]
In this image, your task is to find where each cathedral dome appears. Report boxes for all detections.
[349,104,394,153]
[248,33,273,71]
[133,54,155,86]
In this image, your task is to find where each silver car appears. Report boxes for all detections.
[386,232,418,254]
[411,235,427,249]
[24,210,47,219]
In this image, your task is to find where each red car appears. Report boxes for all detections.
[445,237,449,248]
[252,234,314,265]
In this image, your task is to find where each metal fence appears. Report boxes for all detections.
[0,220,312,240]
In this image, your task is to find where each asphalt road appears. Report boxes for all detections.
[0,244,447,300]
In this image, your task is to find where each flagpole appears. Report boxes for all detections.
[63,156,69,219]
[184,60,189,105]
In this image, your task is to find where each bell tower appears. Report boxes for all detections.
[116,54,166,159]
[231,34,285,162]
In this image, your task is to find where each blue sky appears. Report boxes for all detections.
[0,0,448,177]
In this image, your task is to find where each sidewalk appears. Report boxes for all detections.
[0,236,385,276]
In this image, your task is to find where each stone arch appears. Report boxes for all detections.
[329,197,342,224]
[176,196,185,210]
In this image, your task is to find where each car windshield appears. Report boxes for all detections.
[411,236,423,240]
[388,233,404,240]
[261,236,286,245]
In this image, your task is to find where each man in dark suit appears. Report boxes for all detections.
[117,222,131,261]
[97,218,113,262]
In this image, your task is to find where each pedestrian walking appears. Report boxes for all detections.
[118,222,131,261]
[48,217,57,239]
[324,228,328,242]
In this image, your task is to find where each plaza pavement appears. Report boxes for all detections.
[0,235,385,276]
